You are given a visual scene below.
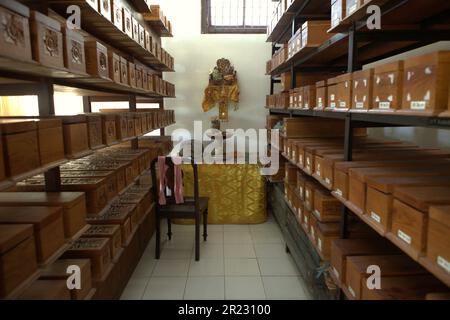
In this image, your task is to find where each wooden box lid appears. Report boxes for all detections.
[335,73,352,82]
[352,68,374,80]
[18,280,70,300]
[86,205,132,223]
[99,113,116,121]
[83,224,120,237]
[19,177,107,191]
[316,79,328,88]
[316,221,340,236]
[34,118,63,129]
[0,224,34,254]
[0,119,37,134]
[0,192,86,209]
[67,238,109,254]
[366,175,450,194]
[335,159,445,173]
[60,170,114,179]
[374,60,404,74]
[349,164,450,182]
[429,205,450,228]
[84,40,107,52]
[0,0,30,17]
[404,51,450,69]
[83,114,102,123]
[347,255,427,275]
[31,10,61,31]
[56,115,87,124]
[41,259,91,278]
[393,186,450,212]
[0,206,63,230]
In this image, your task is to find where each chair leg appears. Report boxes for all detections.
[155,214,161,259]
[167,218,172,240]
[195,215,200,261]
[203,210,208,241]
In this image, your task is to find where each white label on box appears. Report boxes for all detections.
[314,209,321,219]
[355,102,364,109]
[300,187,303,196]
[379,102,391,109]
[397,229,412,245]
[304,216,308,224]
[305,190,310,199]
[348,286,356,297]
[299,156,303,166]
[370,212,381,224]
[287,147,291,154]
[306,158,310,165]
[340,102,347,108]
[331,94,335,101]
[325,178,331,185]
[318,238,322,251]
[330,102,336,109]
[311,226,315,238]
[437,256,450,274]
[297,208,302,220]
[411,101,426,110]
[335,189,343,197]
[292,150,296,160]
[333,267,340,280]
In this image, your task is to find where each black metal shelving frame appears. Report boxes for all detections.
[266,0,450,299]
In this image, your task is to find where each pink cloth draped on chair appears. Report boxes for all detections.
[158,156,184,205]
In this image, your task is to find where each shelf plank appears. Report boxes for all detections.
[128,0,152,13]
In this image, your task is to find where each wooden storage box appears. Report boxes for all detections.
[85,114,104,150]
[346,0,364,17]
[138,24,145,47]
[100,113,118,145]
[131,16,139,43]
[0,0,32,62]
[0,206,65,264]
[119,57,129,85]
[0,192,87,239]
[18,280,70,300]
[59,115,90,158]
[40,259,92,300]
[351,68,374,111]
[365,175,450,235]
[424,205,450,286]
[128,61,137,88]
[400,51,450,115]
[371,61,404,112]
[115,113,129,140]
[62,27,86,74]
[34,118,64,166]
[108,50,121,83]
[315,80,328,110]
[86,205,133,246]
[85,40,109,79]
[30,11,64,68]
[335,73,353,111]
[145,30,152,52]
[345,255,427,300]
[111,0,123,30]
[122,6,133,38]
[82,224,122,261]
[312,187,341,222]
[17,177,110,216]
[127,113,135,137]
[389,186,450,260]
[0,224,38,299]
[135,64,144,89]
[330,238,399,285]
[112,200,139,231]
[326,77,338,110]
[331,0,346,29]
[63,238,112,280]
[98,0,112,21]
[0,120,40,177]
[301,20,331,49]
[302,85,316,109]
[59,170,117,202]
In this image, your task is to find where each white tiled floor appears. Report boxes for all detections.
[120,216,311,300]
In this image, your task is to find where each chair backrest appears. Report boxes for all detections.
[150,156,199,210]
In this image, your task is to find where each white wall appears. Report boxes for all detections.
[365,41,450,150]
[155,0,271,136]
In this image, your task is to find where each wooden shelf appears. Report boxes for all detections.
[47,1,173,71]
[143,5,173,37]
[129,0,152,13]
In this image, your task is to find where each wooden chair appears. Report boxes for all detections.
[150,156,208,261]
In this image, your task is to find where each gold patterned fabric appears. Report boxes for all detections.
[202,84,240,121]
[178,164,266,224]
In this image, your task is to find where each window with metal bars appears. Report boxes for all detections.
[201,0,277,34]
